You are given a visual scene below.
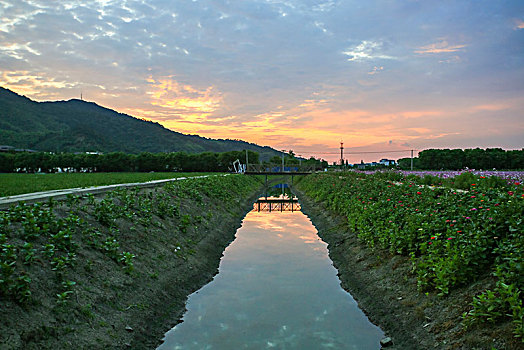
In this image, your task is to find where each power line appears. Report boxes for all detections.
[294,149,418,155]
[346,149,419,154]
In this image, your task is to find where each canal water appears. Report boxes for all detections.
[157,194,384,349]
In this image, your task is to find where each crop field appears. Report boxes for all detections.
[399,170,524,182]
[0,172,216,197]
[357,169,524,183]
[0,174,262,348]
[298,171,523,339]
[0,174,254,303]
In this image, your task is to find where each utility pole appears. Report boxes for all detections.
[281,151,284,173]
[411,149,414,171]
[340,141,344,167]
[245,149,249,171]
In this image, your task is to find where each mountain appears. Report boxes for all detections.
[0,87,281,160]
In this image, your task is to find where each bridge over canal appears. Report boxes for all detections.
[241,163,318,190]
[243,164,319,175]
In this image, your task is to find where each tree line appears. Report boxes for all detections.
[268,151,329,169]
[0,150,328,173]
[0,150,260,173]
[398,148,524,170]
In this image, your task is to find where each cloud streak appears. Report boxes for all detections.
[343,41,395,61]
[415,39,467,54]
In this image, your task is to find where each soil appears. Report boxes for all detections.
[296,187,521,350]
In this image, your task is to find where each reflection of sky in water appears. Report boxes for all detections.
[157,209,383,349]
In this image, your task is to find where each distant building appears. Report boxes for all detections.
[0,145,14,152]
[379,159,396,166]
[355,159,396,169]
[0,145,37,153]
[73,151,103,155]
[15,148,38,153]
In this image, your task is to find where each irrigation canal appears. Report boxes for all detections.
[157,187,384,349]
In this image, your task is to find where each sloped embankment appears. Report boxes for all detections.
[296,172,522,350]
[1,175,263,349]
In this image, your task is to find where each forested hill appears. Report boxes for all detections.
[0,87,281,159]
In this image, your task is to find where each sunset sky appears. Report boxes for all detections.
[1,0,523,162]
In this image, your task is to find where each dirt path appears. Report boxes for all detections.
[0,174,223,209]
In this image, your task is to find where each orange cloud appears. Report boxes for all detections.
[368,66,384,75]
[0,71,75,98]
[424,132,461,140]
[415,40,466,54]
[186,97,448,155]
[145,76,222,117]
[514,19,524,30]
[0,75,452,159]
[4,75,517,164]
[407,127,432,134]
[223,103,420,151]
[401,110,441,118]
[298,99,328,108]
[470,103,510,112]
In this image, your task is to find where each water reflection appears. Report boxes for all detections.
[157,202,384,349]
[263,183,295,198]
[256,184,300,212]
[254,195,301,212]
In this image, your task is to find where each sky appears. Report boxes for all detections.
[1,0,523,163]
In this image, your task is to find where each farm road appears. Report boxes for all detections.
[0,174,230,209]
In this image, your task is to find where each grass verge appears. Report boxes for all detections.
[0,172,217,197]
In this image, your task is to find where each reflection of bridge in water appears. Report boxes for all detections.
[254,197,301,212]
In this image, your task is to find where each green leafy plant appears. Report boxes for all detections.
[119,252,136,274]
[297,171,523,337]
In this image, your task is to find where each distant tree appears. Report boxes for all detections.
[0,153,14,172]
[14,153,37,172]
[417,148,524,170]
[136,152,166,172]
[484,148,506,169]
[80,154,99,172]
[1,149,333,173]
[53,153,74,172]
[507,149,524,169]
[217,151,243,171]
[247,150,259,165]
[268,155,283,164]
[97,152,134,172]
